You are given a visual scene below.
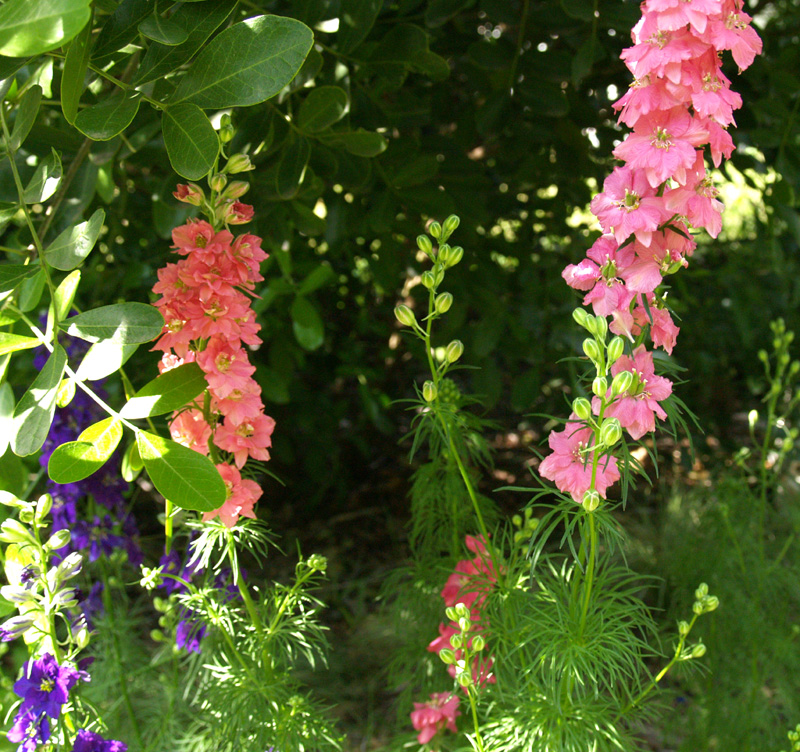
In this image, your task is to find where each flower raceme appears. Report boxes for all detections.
[542,0,761,506]
[152,196,274,527]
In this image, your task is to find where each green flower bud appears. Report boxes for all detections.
[695,582,709,599]
[445,606,458,622]
[748,409,758,429]
[423,381,438,402]
[582,489,600,511]
[611,370,634,397]
[226,153,254,174]
[703,595,719,612]
[446,340,464,363]
[599,417,622,447]
[607,336,624,363]
[421,271,436,289]
[678,620,690,636]
[512,514,522,528]
[435,292,453,314]
[35,494,52,523]
[139,566,163,591]
[394,305,416,327]
[307,554,327,572]
[594,315,608,340]
[592,376,608,397]
[692,601,704,616]
[573,307,590,329]
[691,642,707,658]
[572,397,591,420]
[471,634,485,652]
[210,173,227,192]
[45,529,71,550]
[150,629,166,643]
[433,265,445,287]
[583,338,601,364]
[446,246,464,267]
[222,180,250,199]
[0,614,35,640]
[455,602,470,619]
[417,234,433,254]
[439,648,456,664]
[442,214,460,240]
[450,633,462,649]
[0,491,24,508]
[429,221,442,239]
[0,519,34,544]
[219,123,234,143]
[1,584,36,604]
[458,616,471,633]
[456,671,472,687]
[75,627,91,651]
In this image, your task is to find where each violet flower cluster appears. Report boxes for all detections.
[7,653,125,752]
[540,0,762,505]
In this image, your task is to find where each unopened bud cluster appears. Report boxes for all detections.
[0,493,87,655]
[512,506,539,544]
[439,602,486,689]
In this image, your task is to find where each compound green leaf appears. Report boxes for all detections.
[11,345,67,457]
[297,86,348,133]
[62,303,164,345]
[120,362,207,419]
[137,430,226,512]
[162,103,219,181]
[47,417,122,483]
[0,0,90,57]
[133,0,237,86]
[74,93,140,141]
[170,15,313,109]
[44,208,105,270]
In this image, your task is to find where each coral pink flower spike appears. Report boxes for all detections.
[410,693,460,745]
[539,418,620,503]
[152,204,276,527]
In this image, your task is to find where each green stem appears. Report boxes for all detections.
[467,687,486,752]
[617,614,698,719]
[0,105,59,337]
[99,559,144,749]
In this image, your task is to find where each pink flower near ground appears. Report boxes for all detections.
[410,693,460,745]
[539,419,621,503]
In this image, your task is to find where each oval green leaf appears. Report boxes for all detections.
[44,208,105,271]
[338,0,382,54]
[62,303,164,345]
[0,0,91,57]
[47,417,123,483]
[137,430,226,512]
[51,269,81,324]
[170,14,314,109]
[276,137,311,200]
[323,129,387,157]
[23,149,61,204]
[162,103,219,181]
[121,439,143,482]
[139,12,189,45]
[297,86,348,133]
[120,362,208,420]
[10,85,42,152]
[74,93,140,141]
[290,295,324,351]
[11,345,67,457]
[0,333,39,357]
[61,19,93,124]
[0,264,41,295]
[0,382,14,457]
[75,340,138,381]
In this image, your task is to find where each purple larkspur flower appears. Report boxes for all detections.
[14,653,81,718]
[73,728,128,752]
[175,617,207,654]
[7,709,49,752]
